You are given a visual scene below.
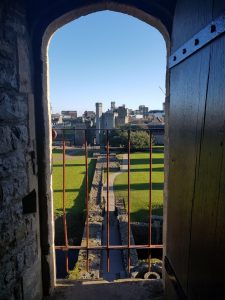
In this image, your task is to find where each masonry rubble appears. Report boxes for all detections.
[69,155,105,279]
[131,216,163,246]
[116,198,139,275]
[116,198,163,279]
[69,153,124,279]
[71,152,163,280]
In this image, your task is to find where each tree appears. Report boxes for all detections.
[108,129,151,150]
[130,130,150,150]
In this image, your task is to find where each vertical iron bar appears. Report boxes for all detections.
[128,130,131,273]
[62,129,69,273]
[85,130,89,272]
[106,129,110,272]
[148,131,152,272]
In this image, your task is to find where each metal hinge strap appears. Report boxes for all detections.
[169,12,225,68]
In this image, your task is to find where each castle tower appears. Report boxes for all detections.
[111,101,116,111]
[95,102,102,144]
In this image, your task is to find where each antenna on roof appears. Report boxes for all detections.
[158,86,166,95]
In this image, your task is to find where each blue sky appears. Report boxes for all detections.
[49,11,166,115]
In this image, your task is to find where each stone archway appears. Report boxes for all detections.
[31,1,171,294]
[2,0,225,298]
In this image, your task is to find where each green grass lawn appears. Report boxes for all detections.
[114,147,164,222]
[52,148,96,244]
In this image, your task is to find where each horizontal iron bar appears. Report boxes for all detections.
[169,12,225,68]
[55,244,163,251]
[53,128,162,132]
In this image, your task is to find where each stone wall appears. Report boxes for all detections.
[0,1,42,299]
[69,155,104,279]
[116,198,139,275]
[131,217,163,246]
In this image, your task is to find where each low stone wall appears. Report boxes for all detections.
[131,216,163,246]
[69,156,104,279]
[116,198,139,275]
[102,153,120,171]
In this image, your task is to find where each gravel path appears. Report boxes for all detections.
[101,154,128,280]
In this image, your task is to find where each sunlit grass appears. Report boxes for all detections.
[114,147,164,222]
[52,148,96,243]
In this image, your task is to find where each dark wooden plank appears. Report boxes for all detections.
[213,0,225,19]
[213,139,225,299]
[165,274,180,300]
[168,45,211,296]
[210,4,225,298]
[187,2,225,296]
[172,0,212,51]
[167,1,214,298]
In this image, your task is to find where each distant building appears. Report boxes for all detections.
[111,101,116,111]
[95,102,130,144]
[128,109,134,116]
[138,105,149,118]
[61,110,77,119]
[51,113,63,125]
[74,123,86,146]
[149,110,164,118]
[95,102,102,144]
[83,110,95,119]
[134,114,143,119]
[115,105,129,127]
[52,102,165,146]
[102,110,117,129]
[149,124,165,145]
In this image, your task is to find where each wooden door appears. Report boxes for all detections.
[166,0,225,299]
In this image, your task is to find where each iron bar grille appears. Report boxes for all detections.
[53,128,163,277]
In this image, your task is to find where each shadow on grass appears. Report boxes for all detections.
[53,147,94,157]
[53,164,85,167]
[130,158,164,165]
[54,188,80,193]
[114,182,164,191]
[130,206,163,222]
[116,147,164,154]
[152,146,164,154]
[130,167,164,172]
[54,159,96,245]
[152,167,164,172]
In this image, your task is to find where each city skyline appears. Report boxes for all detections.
[49,11,166,114]
[52,101,164,116]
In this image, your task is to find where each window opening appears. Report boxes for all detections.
[49,11,166,281]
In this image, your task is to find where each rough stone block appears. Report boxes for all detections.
[11,125,29,149]
[4,24,17,46]
[14,223,26,242]
[0,126,14,154]
[0,92,28,121]
[0,125,30,154]
[0,40,15,60]
[23,258,42,300]
[0,151,26,178]
[0,229,15,258]
[16,252,25,274]
[4,6,26,36]
[0,4,41,300]
[3,260,16,284]
[17,37,31,93]
[1,172,28,203]
[28,93,36,144]
[0,59,17,89]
